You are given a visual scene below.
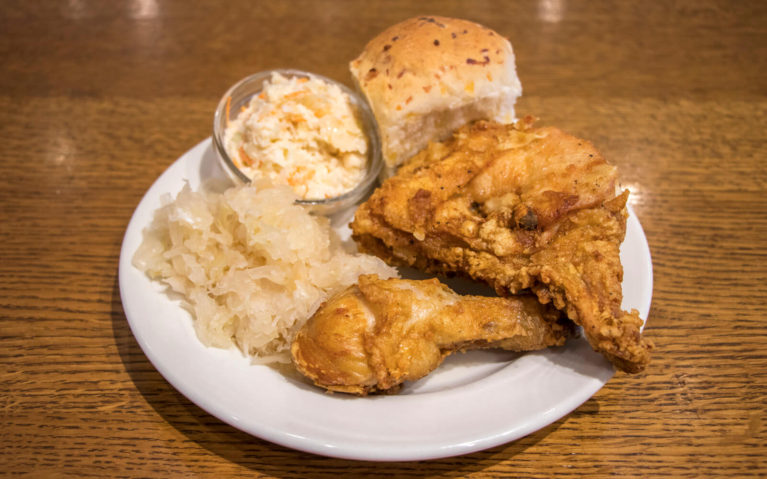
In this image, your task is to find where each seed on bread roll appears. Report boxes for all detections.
[350,16,522,174]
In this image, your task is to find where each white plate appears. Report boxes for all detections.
[118,138,653,461]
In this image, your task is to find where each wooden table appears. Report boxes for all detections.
[2,1,765,476]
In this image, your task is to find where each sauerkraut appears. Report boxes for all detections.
[132,181,397,361]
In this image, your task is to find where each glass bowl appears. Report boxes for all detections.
[212,69,382,216]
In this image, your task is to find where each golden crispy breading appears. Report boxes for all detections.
[291,275,572,395]
[351,120,652,373]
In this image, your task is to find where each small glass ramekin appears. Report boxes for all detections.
[212,69,382,216]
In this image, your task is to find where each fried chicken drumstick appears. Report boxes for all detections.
[291,275,572,395]
[351,120,652,373]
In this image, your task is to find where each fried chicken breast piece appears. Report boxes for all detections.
[291,275,572,395]
[351,120,652,373]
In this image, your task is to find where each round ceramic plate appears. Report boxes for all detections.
[118,138,653,461]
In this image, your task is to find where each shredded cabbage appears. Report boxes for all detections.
[133,182,397,361]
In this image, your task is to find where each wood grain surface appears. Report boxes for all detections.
[1,0,766,477]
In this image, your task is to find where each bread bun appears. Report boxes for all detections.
[350,16,522,173]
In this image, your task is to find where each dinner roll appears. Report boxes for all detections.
[350,16,522,173]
